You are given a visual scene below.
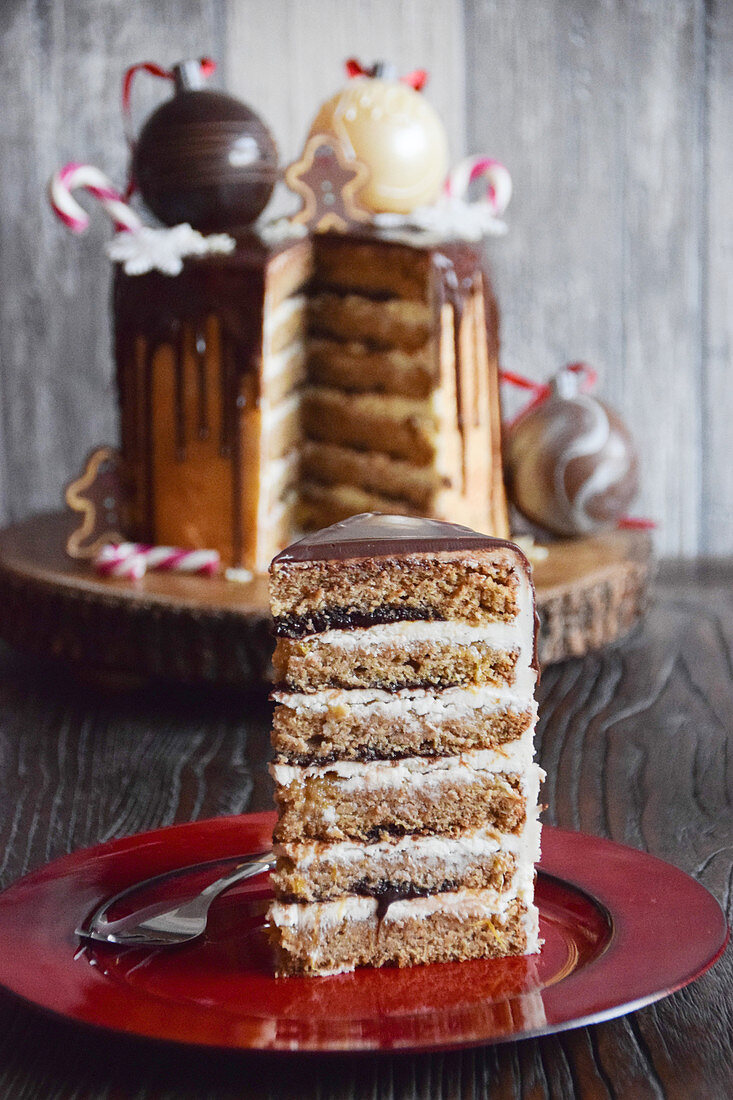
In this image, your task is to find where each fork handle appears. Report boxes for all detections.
[199,851,275,899]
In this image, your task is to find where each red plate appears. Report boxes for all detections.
[0,814,725,1053]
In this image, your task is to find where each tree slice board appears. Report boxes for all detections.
[0,513,653,686]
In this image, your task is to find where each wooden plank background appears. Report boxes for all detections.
[0,0,729,557]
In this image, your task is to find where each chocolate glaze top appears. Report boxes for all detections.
[272,512,531,568]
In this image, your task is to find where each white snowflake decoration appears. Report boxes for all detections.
[374,197,507,242]
[105,224,235,276]
[256,218,309,245]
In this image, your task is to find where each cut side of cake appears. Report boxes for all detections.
[267,513,543,976]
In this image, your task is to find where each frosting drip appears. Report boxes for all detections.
[114,234,297,563]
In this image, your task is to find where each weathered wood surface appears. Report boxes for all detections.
[702,0,733,550]
[0,562,729,1097]
[466,0,714,556]
[0,0,730,558]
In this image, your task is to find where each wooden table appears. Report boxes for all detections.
[0,560,729,1098]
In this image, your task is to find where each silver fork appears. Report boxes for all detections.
[76,850,275,948]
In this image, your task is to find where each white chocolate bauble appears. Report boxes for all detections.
[308,78,448,215]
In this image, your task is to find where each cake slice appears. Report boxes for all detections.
[267,513,543,976]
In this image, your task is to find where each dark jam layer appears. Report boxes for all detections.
[279,879,463,920]
[273,604,444,638]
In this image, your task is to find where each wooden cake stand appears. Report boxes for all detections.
[0,513,653,687]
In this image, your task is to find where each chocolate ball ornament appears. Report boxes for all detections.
[308,61,448,215]
[130,59,278,232]
[505,365,639,537]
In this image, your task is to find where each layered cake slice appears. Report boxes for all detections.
[267,513,543,976]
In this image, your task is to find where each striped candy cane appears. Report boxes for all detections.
[445,157,513,217]
[93,542,221,578]
[136,545,221,576]
[94,543,147,580]
[48,163,144,235]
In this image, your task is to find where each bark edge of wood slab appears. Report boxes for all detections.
[0,514,653,684]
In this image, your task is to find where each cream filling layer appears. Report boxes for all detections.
[260,449,300,497]
[268,886,541,954]
[270,887,526,928]
[270,728,539,790]
[271,684,538,717]
[261,389,301,429]
[263,293,307,343]
[276,812,542,878]
[261,340,306,381]
[310,619,521,650]
[284,570,537,692]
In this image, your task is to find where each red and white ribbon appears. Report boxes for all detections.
[445,157,513,217]
[94,542,221,579]
[48,163,143,235]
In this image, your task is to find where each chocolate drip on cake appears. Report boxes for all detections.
[431,243,484,485]
[173,322,186,460]
[194,328,210,441]
[114,234,302,565]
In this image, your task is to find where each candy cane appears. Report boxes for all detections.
[445,157,512,216]
[93,542,220,578]
[136,545,221,576]
[49,163,144,235]
[94,544,147,580]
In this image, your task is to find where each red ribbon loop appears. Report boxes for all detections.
[618,516,657,530]
[500,362,600,428]
[402,69,428,90]
[122,62,174,148]
[345,58,367,79]
[498,369,550,428]
[344,58,428,90]
[565,361,598,393]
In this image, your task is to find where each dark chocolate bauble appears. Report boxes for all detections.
[505,369,639,537]
[133,90,278,232]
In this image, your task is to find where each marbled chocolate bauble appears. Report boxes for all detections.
[133,62,278,232]
[505,366,639,537]
[308,74,448,214]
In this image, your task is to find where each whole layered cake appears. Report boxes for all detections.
[115,231,507,570]
[52,58,514,575]
[267,513,543,976]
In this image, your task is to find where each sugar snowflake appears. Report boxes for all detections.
[105,224,235,276]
